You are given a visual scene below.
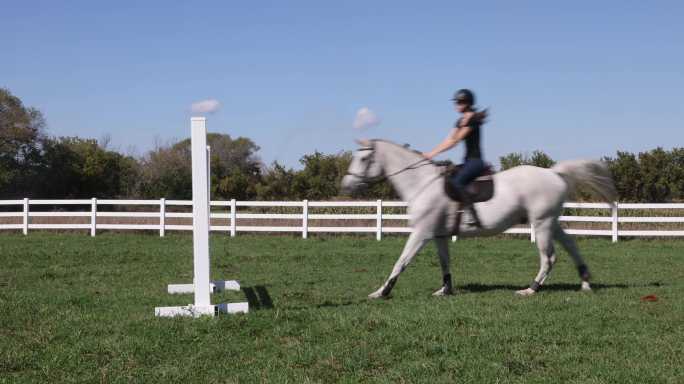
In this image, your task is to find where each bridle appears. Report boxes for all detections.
[346,141,433,185]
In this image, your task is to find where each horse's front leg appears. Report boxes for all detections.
[368,231,430,299]
[432,236,453,296]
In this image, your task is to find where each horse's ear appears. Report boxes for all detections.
[355,138,371,148]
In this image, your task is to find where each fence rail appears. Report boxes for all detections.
[1,199,683,242]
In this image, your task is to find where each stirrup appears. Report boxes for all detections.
[465,207,481,227]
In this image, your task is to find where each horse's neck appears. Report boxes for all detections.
[377,142,441,202]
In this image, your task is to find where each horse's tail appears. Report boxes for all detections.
[551,160,617,204]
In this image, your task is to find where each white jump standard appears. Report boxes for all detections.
[155,117,248,317]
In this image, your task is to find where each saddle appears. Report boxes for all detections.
[440,162,495,203]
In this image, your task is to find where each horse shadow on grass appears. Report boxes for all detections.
[240,282,664,311]
[242,286,371,310]
[315,300,366,308]
[241,286,274,310]
[461,281,663,293]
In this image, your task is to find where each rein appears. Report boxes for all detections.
[346,141,437,185]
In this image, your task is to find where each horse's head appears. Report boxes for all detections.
[341,139,385,194]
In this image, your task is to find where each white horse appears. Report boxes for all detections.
[341,139,616,298]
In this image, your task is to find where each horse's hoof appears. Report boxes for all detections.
[432,287,453,296]
[580,281,592,291]
[515,288,536,296]
[368,289,388,300]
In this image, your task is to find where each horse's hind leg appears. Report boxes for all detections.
[517,219,557,296]
[553,222,592,291]
[432,236,453,296]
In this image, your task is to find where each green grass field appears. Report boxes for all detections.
[1,233,682,383]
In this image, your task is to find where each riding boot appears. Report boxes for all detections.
[468,207,481,228]
[458,189,481,228]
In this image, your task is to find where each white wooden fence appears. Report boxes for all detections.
[1,199,683,242]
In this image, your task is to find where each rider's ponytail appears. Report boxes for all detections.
[474,108,489,124]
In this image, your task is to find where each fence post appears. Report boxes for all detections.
[230,199,236,237]
[302,199,308,239]
[376,199,382,241]
[159,198,166,237]
[530,222,536,243]
[90,198,97,237]
[611,201,619,243]
[23,198,29,236]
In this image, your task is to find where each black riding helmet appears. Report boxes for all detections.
[451,89,475,106]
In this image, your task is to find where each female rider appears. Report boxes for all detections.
[422,89,488,222]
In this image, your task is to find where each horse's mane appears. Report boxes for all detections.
[372,139,449,169]
[372,139,422,156]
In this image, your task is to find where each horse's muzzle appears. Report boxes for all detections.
[340,175,366,195]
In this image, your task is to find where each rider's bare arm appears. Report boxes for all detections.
[423,126,472,159]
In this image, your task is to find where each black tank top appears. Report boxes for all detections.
[455,116,482,160]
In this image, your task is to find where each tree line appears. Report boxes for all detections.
[498,146,684,203]
[1,88,682,202]
[0,88,392,202]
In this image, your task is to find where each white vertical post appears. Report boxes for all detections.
[611,202,619,243]
[530,222,536,243]
[155,117,247,317]
[451,235,457,242]
[23,198,29,235]
[376,199,382,241]
[191,117,211,308]
[207,145,212,234]
[230,199,236,237]
[159,198,166,237]
[302,199,308,239]
[90,198,97,237]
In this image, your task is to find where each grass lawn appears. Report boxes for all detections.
[1,233,682,383]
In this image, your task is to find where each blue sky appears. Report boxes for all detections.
[3,1,683,168]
